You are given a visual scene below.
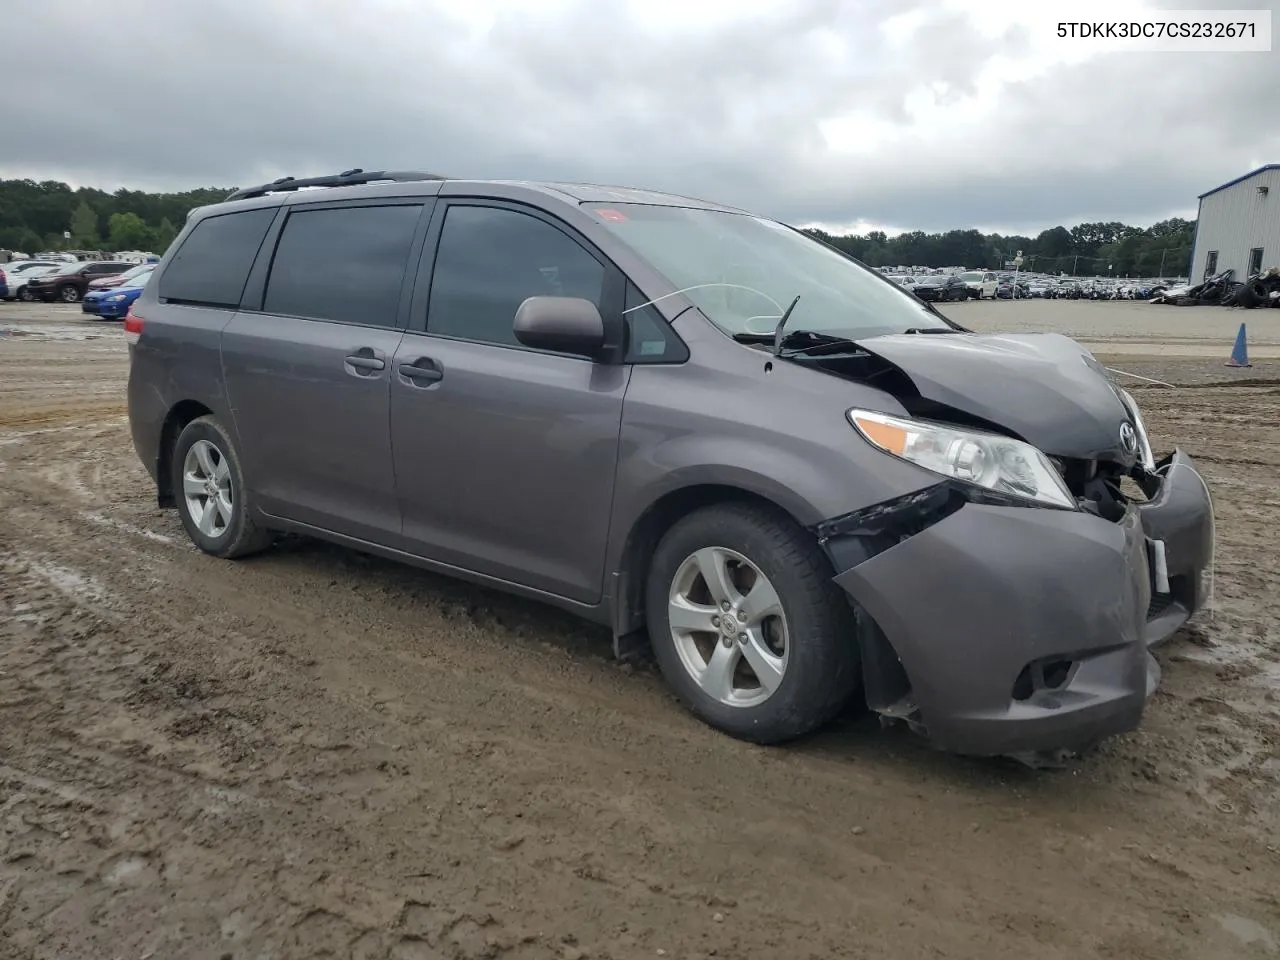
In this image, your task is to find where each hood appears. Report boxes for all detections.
[849,331,1137,464]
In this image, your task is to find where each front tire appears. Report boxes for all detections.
[172,416,273,559]
[18,287,34,302]
[58,284,81,303]
[645,502,860,744]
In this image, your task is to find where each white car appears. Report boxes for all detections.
[3,261,65,301]
[959,271,998,299]
[886,275,918,289]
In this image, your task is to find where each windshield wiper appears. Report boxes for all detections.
[732,329,860,350]
[772,295,801,357]
[903,326,965,334]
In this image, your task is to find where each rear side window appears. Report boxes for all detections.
[427,205,605,347]
[263,204,422,327]
[159,207,276,307]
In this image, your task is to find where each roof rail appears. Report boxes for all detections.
[223,168,450,202]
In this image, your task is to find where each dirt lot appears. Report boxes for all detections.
[2,301,1278,959]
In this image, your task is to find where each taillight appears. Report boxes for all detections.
[123,308,144,345]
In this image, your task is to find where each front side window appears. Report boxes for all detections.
[584,203,949,339]
[427,205,605,347]
[263,203,422,327]
[160,207,277,307]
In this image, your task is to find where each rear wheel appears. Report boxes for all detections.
[172,416,273,559]
[645,502,860,744]
[18,287,34,302]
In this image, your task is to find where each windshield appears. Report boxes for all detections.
[119,267,154,288]
[584,203,950,337]
[117,263,152,281]
[960,272,983,282]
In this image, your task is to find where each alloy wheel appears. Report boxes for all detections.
[182,439,233,539]
[667,546,789,708]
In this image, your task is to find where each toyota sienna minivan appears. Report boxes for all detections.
[125,169,1214,764]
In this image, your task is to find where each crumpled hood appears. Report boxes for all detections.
[852,331,1137,464]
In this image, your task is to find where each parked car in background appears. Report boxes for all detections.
[82,269,153,319]
[88,262,156,291]
[0,260,62,300]
[24,260,134,302]
[886,275,918,290]
[5,264,64,301]
[0,268,7,300]
[911,273,970,302]
[959,270,998,299]
[997,278,1030,299]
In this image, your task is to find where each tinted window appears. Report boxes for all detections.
[160,207,276,307]
[427,205,605,347]
[263,204,421,327]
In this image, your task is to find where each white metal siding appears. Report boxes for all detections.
[1190,167,1280,282]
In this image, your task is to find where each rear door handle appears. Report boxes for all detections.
[344,348,386,376]
[398,358,443,385]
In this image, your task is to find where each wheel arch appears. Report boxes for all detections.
[608,479,817,649]
[155,400,214,507]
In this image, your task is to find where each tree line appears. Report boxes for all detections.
[804,218,1195,278]
[0,179,229,255]
[1,177,1194,277]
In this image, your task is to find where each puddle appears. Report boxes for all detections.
[1217,914,1278,953]
[23,559,109,604]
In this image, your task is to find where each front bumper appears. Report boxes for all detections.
[825,449,1213,758]
[81,299,103,314]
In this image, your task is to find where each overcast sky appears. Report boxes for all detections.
[2,0,1275,236]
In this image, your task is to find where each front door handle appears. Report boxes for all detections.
[398,358,443,385]
[344,347,386,376]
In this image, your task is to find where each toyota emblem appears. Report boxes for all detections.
[1119,421,1138,454]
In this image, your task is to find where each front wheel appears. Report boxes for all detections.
[18,287,35,302]
[58,284,80,303]
[645,502,860,744]
[172,415,273,559]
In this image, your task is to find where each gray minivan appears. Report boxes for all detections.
[125,169,1214,764]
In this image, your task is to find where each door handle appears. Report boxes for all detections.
[398,358,443,385]
[344,348,386,376]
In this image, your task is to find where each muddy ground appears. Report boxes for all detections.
[1,302,1278,959]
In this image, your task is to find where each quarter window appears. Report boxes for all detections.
[427,205,605,347]
[159,207,276,308]
[263,204,422,327]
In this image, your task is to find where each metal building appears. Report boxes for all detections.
[1189,163,1280,283]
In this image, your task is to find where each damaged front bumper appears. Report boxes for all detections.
[818,449,1213,759]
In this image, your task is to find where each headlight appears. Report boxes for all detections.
[108,293,128,301]
[1118,389,1156,470]
[848,409,1076,510]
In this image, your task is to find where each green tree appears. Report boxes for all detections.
[106,211,153,251]
[70,201,100,247]
[153,217,179,253]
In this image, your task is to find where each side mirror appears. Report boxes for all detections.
[513,296,606,358]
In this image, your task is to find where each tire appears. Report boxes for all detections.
[644,502,860,744]
[58,284,80,303]
[171,415,273,559]
[17,287,34,302]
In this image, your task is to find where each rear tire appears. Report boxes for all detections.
[171,415,273,559]
[645,502,860,744]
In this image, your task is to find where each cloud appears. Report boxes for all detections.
[1,0,1275,235]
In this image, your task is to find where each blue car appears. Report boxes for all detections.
[82,274,151,319]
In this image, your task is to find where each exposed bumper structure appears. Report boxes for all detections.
[825,449,1213,758]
